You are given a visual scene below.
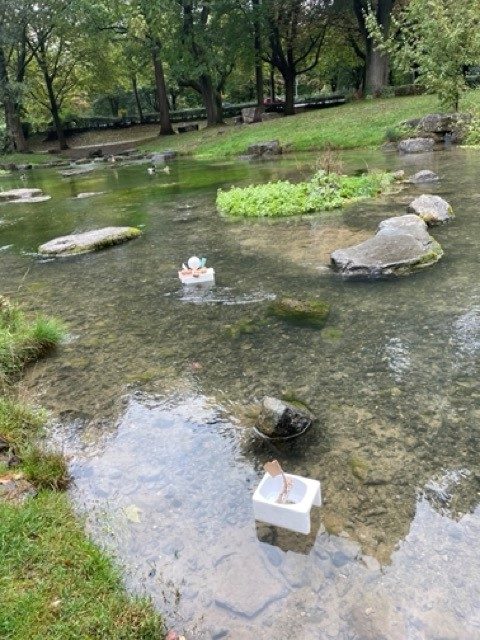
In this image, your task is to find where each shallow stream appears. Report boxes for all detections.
[1,148,479,638]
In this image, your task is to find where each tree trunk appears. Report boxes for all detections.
[131,75,144,123]
[365,44,389,95]
[269,65,276,102]
[283,72,295,116]
[44,72,68,150]
[252,0,264,106]
[199,74,223,125]
[0,47,28,153]
[152,43,174,136]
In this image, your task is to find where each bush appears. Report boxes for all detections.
[217,170,395,218]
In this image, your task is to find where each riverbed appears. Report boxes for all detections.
[1,148,479,638]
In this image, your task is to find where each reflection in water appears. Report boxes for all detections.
[58,394,480,639]
[0,148,479,637]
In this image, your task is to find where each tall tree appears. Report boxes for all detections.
[0,0,30,152]
[261,0,333,115]
[252,0,264,105]
[353,0,395,95]
[171,0,248,125]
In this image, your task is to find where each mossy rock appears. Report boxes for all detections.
[38,227,142,257]
[268,298,330,328]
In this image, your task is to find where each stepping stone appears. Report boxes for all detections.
[38,226,142,257]
[330,214,443,277]
[407,194,453,225]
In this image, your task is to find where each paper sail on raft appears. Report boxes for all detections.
[178,256,215,285]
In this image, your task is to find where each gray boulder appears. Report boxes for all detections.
[149,151,176,164]
[255,396,315,440]
[410,170,439,184]
[38,226,141,257]
[246,140,282,157]
[241,106,264,124]
[416,113,472,144]
[330,214,443,277]
[407,194,453,225]
[398,137,434,154]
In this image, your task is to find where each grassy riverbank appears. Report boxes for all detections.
[141,90,480,159]
[2,90,479,166]
[0,298,164,640]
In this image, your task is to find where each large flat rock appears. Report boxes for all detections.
[330,215,443,277]
[38,226,141,257]
[0,188,50,203]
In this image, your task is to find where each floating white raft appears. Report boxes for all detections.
[253,472,321,535]
[178,267,215,285]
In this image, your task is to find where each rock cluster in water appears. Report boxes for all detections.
[38,227,142,257]
[330,215,443,277]
[255,396,316,440]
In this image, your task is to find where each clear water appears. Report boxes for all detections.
[1,148,479,638]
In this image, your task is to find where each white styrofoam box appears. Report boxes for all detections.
[252,473,321,535]
[178,267,215,285]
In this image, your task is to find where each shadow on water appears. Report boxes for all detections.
[1,148,479,638]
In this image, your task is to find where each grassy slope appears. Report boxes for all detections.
[141,90,480,159]
[0,300,164,640]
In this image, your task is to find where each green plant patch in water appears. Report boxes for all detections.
[268,297,330,328]
[216,170,395,218]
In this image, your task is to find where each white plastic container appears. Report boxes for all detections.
[252,473,321,535]
[178,267,215,285]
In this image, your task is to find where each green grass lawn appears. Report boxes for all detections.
[141,90,480,160]
[0,152,62,166]
[0,298,164,640]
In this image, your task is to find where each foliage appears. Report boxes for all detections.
[366,0,480,111]
[216,169,395,217]
[0,491,165,640]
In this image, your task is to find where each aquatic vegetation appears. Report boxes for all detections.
[216,170,395,218]
[268,297,331,328]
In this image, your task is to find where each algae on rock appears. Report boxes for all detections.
[268,298,330,328]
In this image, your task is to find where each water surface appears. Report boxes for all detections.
[1,148,479,638]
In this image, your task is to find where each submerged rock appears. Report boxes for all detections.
[407,194,453,225]
[330,214,443,277]
[59,166,95,177]
[268,297,330,328]
[38,226,142,257]
[398,138,434,154]
[76,192,106,199]
[409,170,439,184]
[246,140,282,157]
[255,396,316,440]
